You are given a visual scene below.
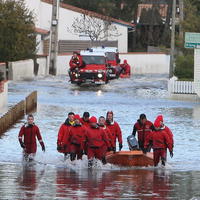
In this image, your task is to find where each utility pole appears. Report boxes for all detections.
[179,0,184,39]
[169,0,176,78]
[49,0,60,75]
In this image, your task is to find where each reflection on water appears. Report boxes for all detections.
[0,163,199,199]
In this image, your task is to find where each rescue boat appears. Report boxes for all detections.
[106,150,154,167]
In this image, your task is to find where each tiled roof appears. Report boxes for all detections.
[140,0,167,4]
[41,0,135,28]
[35,27,49,35]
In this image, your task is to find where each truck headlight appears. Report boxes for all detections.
[98,73,103,78]
[75,73,79,78]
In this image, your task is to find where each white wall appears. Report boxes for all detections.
[37,57,48,76]
[22,0,42,27]
[112,24,127,53]
[119,53,170,74]
[56,53,170,75]
[40,2,52,30]
[9,60,34,81]
[57,55,71,75]
[0,81,8,110]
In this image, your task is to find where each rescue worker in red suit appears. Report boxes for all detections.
[98,116,114,148]
[132,114,154,152]
[98,116,113,163]
[18,114,45,162]
[86,116,110,167]
[80,112,90,128]
[144,115,174,166]
[155,115,174,148]
[57,112,74,160]
[120,59,131,76]
[67,114,87,161]
[69,51,83,70]
[106,111,123,152]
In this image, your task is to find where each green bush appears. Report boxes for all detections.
[174,54,194,80]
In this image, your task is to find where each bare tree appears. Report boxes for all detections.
[68,14,121,41]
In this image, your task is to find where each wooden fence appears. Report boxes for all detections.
[26,91,37,114]
[0,91,37,136]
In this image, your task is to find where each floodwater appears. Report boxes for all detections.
[1,74,200,199]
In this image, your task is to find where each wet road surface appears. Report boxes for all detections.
[0,74,200,199]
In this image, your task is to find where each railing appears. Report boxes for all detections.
[0,91,37,136]
[169,77,196,94]
[172,81,195,94]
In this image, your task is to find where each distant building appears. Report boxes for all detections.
[137,0,168,23]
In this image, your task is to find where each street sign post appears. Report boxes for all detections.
[185,32,200,48]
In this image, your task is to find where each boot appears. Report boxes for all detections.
[88,159,93,168]
[70,152,76,161]
[161,160,165,166]
[102,157,107,165]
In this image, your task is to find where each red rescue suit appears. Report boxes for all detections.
[18,123,44,154]
[145,129,173,166]
[57,119,74,153]
[69,55,83,70]
[80,118,90,128]
[132,120,154,150]
[120,60,131,75]
[86,126,110,160]
[165,125,174,148]
[106,121,122,148]
[68,124,87,160]
[99,125,112,156]
[100,125,113,148]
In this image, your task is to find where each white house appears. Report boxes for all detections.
[21,0,134,54]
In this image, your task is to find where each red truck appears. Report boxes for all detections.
[69,50,108,85]
[91,47,122,79]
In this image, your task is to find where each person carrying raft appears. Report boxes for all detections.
[144,115,174,166]
[132,114,154,152]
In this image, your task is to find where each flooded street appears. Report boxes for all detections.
[1,74,200,199]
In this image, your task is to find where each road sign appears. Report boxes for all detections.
[185,32,200,49]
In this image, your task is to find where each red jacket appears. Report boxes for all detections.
[164,126,174,147]
[105,121,122,147]
[80,118,90,128]
[100,125,113,148]
[120,63,131,75]
[144,129,173,152]
[133,120,154,144]
[86,126,110,148]
[69,55,83,70]
[68,125,87,150]
[57,119,73,147]
[18,124,44,154]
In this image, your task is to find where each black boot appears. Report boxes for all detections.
[88,159,93,168]
[102,157,107,165]
[70,153,76,161]
[161,160,165,166]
